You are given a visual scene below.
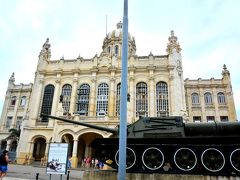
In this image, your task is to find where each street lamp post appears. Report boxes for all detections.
[118,0,128,179]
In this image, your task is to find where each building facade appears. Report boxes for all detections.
[0,22,237,167]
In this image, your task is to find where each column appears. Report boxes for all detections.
[31,79,44,121]
[71,139,78,168]
[28,142,34,164]
[84,144,90,157]
[69,78,78,115]
[45,142,50,156]
[108,78,115,117]
[89,78,97,116]
[149,77,155,117]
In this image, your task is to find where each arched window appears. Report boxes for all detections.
[204,92,212,104]
[116,83,121,116]
[10,96,17,106]
[61,84,72,114]
[156,82,169,117]
[20,96,27,107]
[136,82,148,117]
[108,46,111,53]
[217,92,225,104]
[77,83,90,116]
[96,83,109,116]
[40,84,55,122]
[115,45,119,56]
[191,93,199,104]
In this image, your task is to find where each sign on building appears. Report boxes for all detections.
[46,143,69,175]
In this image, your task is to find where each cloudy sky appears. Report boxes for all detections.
[0,0,239,119]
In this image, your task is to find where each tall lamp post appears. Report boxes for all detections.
[118,0,128,179]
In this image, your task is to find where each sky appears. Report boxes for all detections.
[0,0,239,120]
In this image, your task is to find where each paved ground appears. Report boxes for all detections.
[3,164,86,180]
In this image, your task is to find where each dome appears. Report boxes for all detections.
[106,21,135,42]
[102,21,136,57]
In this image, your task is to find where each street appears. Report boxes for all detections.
[4,164,85,180]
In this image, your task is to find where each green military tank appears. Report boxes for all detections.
[41,114,240,176]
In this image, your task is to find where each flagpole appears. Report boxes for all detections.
[118,0,128,179]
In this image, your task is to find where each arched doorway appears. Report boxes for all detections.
[61,133,73,157]
[0,140,7,150]
[78,132,103,166]
[33,137,46,161]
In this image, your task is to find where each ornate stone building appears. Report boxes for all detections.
[0,22,237,167]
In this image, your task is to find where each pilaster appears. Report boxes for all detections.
[199,88,206,122]
[108,78,116,117]
[89,78,97,116]
[69,78,78,115]
[149,76,155,117]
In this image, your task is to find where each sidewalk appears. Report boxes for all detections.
[5,164,84,180]
[3,178,29,180]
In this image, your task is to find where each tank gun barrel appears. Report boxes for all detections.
[41,113,118,134]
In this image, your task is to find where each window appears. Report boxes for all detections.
[207,116,215,122]
[156,82,169,117]
[40,84,55,122]
[77,84,90,116]
[204,92,212,104]
[116,83,121,116]
[20,96,27,107]
[96,83,109,116]
[220,116,228,122]
[16,116,23,129]
[108,47,111,53]
[136,82,148,117]
[61,84,72,114]
[191,93,199,104]
[193,116,201,123]
[6,116,12,128]
[217,92,226,104]
[115,45,119,56]
[10,96,17,106]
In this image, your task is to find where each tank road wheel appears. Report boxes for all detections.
[115,147,136,169]
[174,147,197,171]
[142,147,164,170]
[230,148,240,172]
[201,148,225,172]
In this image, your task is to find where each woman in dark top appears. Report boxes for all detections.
[0,150,9,179]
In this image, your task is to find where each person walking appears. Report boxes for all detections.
[0,150,9,180]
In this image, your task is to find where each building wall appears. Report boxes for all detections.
[0,24,237,167]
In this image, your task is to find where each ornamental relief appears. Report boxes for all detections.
[98,57,111,68]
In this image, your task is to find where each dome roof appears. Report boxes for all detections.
[102,21,136,56]
[106,21,135,42]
